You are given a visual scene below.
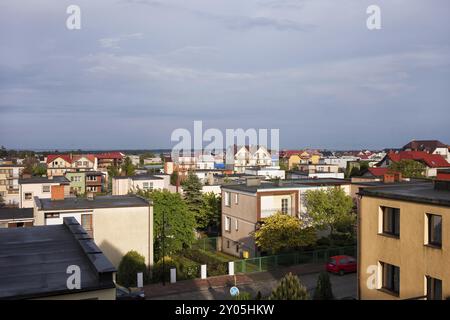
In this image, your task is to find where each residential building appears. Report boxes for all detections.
[288,163,344,179]
[65,171,86,196]
[85,171,104,194]
[46,154,97,177]
[357,171,450,300]
[244,166,286,180]
[232,146,273,173]
[0,164,24,206]
[221,178,351,258]
[403,139,450,162]
[96,152,124,170]
[112,174,169,195]
[377,151,450,177]
[0,217,116,300]
[33,191,153,268]
[324,156,360,169]
[0,208,33,228]
[19,176,71,208]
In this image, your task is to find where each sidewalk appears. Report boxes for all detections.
[143,263,325,299]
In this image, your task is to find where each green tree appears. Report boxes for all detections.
[313,272,334,300]
[117,250,149,287]
[137,190,196,261]
[269,273,310,300]
[200,192,222,232]
[182,172,204,228]
[305,187,354,236]
[107,165,120,178]
[388,159,426,178]
[170,171,179,186]
[121,156,136,176]
[253,212,316,254]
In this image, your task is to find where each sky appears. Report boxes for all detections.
[0,0,449,150]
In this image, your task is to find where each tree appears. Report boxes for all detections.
[305,187,354,236]
[388,159,426,178]
[170,171,179,186]
[200,192,222,233]
[121,157,136,176]
[137,190,196,261]
[117,250,149,287]
[313,272,334,300]
[269,273,310,300]
[107,165,120,178]
[182,172,204,228]
[253,212,316,254]
[0,193,4,207]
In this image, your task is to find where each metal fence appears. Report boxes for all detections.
[192,237,219,251]
[233,246,356,274]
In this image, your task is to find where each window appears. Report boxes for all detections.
[235,219,239,231]
[227,240,230,249]
[25,192,32,200]
[81,214,93,237]
[235,193,239,205]
[224,192,231,207]
[83,161,88,166]
[143,182,149,189]
[382,206,400,237]
[149,182,154,191]
[224,216,231,232]
[427,214,442,247]
[426,276,442,300]
[45,213,60,219]
[381,262,400,295]
[236,244,240,253]
[42,185,50,193]
[281,198,289,214]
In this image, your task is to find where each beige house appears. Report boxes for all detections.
[0,164,24,206]
[0,217,116,300]
[112,174,169,195]
[19,176,71,208]
[221,178,352,258]
[357,174,450,300]
[33,191,154,268]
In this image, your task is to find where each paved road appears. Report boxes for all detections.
[149,272,356,300]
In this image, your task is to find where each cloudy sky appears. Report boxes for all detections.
[0,0,449,150]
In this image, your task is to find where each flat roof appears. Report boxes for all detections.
[19,176,70,185]
[113,174,163,180]
[37,195,150,211]
[222,178,351,193]
[0,217,116,299]
[0,164,25,168]
[359,184,450,207]
[0,208,33,221]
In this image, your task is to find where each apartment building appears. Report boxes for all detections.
[357,170,450,300]
[65,171,86,195]
[95,152,124,170]
[288,163,344,179]
[33,191,153,268]
[403,139,450,162]
[0,164,24,206]
[232,146,273,173]
[19,176,71,208]
[46,154,98,177]
[244,166,285,180]
[112,174,169,195]
[221,178,351,258]
[0,217,116,300]
[85,171,104,194]
[0,208,33,228]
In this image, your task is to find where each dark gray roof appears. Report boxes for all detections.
[359,184,450,207]
[222,178,351,193]
[0,217,116,299]
[114,174,163,180]
[85,171,104,176]
[0,164,25,168]
[0,208,33,221]
[19,176,70,185]
[37,195,150,211]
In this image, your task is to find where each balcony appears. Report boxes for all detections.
[260,207,296,219]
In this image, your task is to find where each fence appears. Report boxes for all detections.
[192,237,219,251]
[233,246,356,274]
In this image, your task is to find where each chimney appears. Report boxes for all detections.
[51,185,65,201]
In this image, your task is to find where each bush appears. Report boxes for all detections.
[313,272,334,300]
[234,291,252,300]
[176,256,200,280]
[117,250,149,287]
[269,273,309,300]
[152,256,180,283]
[183,249,227,276]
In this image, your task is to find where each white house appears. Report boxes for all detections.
[19,176,71,208]
[112,174,170,195]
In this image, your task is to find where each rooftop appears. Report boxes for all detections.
[222,178,351,193]
[113,174,163,180]
[0,217,116,299]
[0,208,33,221]
[359,183,450,207]
[19,176,70,185]
[36,194,150,211]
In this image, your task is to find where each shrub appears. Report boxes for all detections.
[269,273,310,300]
[117,250,149,287]
[313,272,334,300]
[152,256,180,283]
[234,291,252,300]
[176,256,200,280]
[183,249,227,276]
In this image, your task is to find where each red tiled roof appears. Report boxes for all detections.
[367,168,389,177]
[403,140,447,153]
[388,151,450,168]
[46,154,73,164]
[73,154,96,163]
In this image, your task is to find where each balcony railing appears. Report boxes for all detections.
[260,207,295,218]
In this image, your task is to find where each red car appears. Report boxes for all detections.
[326,255,357,276]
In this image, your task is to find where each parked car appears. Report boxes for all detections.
[326,255,357,276]
[116,285,145,300]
